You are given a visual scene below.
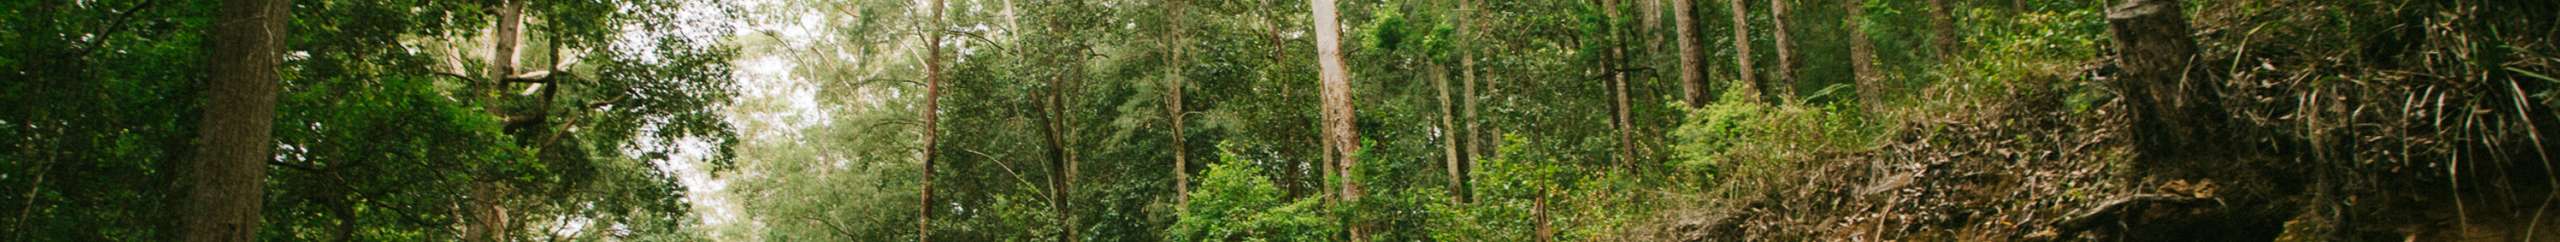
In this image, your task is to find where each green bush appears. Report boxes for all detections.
[1169,151,1337,241]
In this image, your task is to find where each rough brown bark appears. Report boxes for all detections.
[1309,0,1363,239]
[1768,0,1796,99]
[1675,0,1706,107]
[1167,0,1191,209]
[1846,0,1882,112]
[181,0,288,241]
[2105,0,2226,159]
[1927,0,1959,63]
[1727,0,1763,101]
[919,0,944,239]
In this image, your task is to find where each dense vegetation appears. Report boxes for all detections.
[4,0,2555,241]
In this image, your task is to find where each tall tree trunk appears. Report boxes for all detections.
[1432,61,1463,204]
[1675,0,1707,107]
[1927,0,1959,64]
[466,2,528,241]
[2105,0,2225,160]
[1309,0,1363,239]
[1457,0,1481,204]
[918,0,944,239]
[1768,0,1796,100]
[1727,0,1762,101]
[1846,0,1883,112]
[182,0,288,241]
[1605,0,1637,172]
[1166,0,1192,209]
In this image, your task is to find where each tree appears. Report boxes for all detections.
[1675,0,1707,107]
[1166,0,1192,207]
[919,0,945,240]
[1727,0,1762,101]
[1767,0,1795,99]
[1307,0,1361,239]
[1927,0,1958,63]
[1458,0,1484,203]
[2104,0,2225,160]
[181,0,289,241]
[1606,0,1639,172]
[1846,0,1882,112]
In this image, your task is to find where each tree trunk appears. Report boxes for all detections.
[1166,0,1192,209]
[466,2,527,241]
[1458,0,1481,204]
[182,0,288,241]
[918,0,944,239]
[1432,62,1464,204]
[1309,0,1363,239]
[1927,0,1959,64]
[1768,0,1796,100]
[1675,0,1706,107]
[1604,0,1638,172]
[1727,0,1762,101]
[2105,0,2226,160]
[1846,0,1883,112]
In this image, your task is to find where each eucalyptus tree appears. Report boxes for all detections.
[181,0,289,241]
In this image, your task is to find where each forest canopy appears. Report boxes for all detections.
[4,0,2556,241]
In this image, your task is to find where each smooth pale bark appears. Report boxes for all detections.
[182,0,288,241]
[1458,0,1481,203]
[1605,0,1637,171]
[465,2,528,241]
[1846,0,1882,112]
[1675,0,1707,107]
[919,0,944,240]
[1768,0,1796,99]
[1727,0,1762,101]
[1432,62,1462,203]
[1167,0,1191,207]
[1309,0,1363,239]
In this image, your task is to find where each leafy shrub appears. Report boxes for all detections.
[1169,151,1337,241]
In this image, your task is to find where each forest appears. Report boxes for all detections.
[3,0,2557,241]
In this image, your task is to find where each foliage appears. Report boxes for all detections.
[1170,148,1337,242]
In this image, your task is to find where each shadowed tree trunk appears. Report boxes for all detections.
[1166,0,1192,209]
[1727,0,1763,101]
[1768,0,1796,100]
[1846,0,1883,112]
[1605,0,1638,172]
[181,0,289,241]
[2105,0,2227,160]
[1458,0,1483,203]
[1927,0,1959,64]
[1309,0,1363,239]
[1675,0,1707,107]
[919,0,944,239]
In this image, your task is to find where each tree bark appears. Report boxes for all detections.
[466,2,528,242]
[1167,0,1192,209]
[1727,0,1763,101]
[1432,62,1463,204]
[1675,0,1706,107]
[182,0,288,241]
[1768,0,1796,99]
[1457,0,1481,204]
[919,0,944,239]
[1309,0,1363,239]
[1927,0,1959,64]
[2105,0,2226,160]
[1605,0,1638,172]
[1846,0,1882,112]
